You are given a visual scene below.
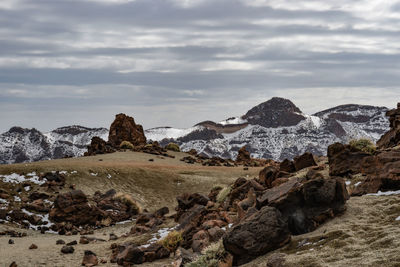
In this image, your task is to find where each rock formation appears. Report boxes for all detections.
[377,102,400,149]
[108,113,146,148]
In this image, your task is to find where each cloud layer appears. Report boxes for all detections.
[0,0,399,131]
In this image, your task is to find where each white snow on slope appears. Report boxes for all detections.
[218,117,248,126]
[145,126,203,141]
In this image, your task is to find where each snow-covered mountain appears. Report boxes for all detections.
[0,126,108,164]
[0,98,390,164]
[146,98,389,160]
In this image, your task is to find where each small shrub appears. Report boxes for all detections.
[349,138,376,154]
[216,186,231,203]
[120,140,134,149]
[186,240,226,267]
[114,192,141,214]
[160,230,183,253]
[165,142,180,152]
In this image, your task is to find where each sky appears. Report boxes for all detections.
[0,0,400,132]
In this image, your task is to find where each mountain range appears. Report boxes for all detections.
[0,97,389,164]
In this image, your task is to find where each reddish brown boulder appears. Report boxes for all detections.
[279,159,296,173]
[293,152,317,171]
[328,142,371,176]
[86,136,115,156]
[113,243,169,265]
[108,113,147,148]
[49,190,103,226]
[259,166,279,188]
[352,150,400,195]
[223,206,291,265]
[236,146,251,163]
[82,250,98,266]
[377,103,400,149]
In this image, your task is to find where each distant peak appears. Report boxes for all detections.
[243,97,305,128]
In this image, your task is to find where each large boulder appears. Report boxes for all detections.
[49,190,104,226]
[236,146,251,163]
[257,176,348,235]
[328,143,371,176]
[86,136,115,156]
[223,206,291,265]
[113,243,170,265]
[377,103,400,149]
[108,113,147,148]
[258,166,279,188]
[352,150,400,195]
[293,152,317,171]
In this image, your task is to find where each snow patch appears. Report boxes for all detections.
[145,126,203,141]
[218,117,247,126]
[367,190,400,196]
[0,173,46,185]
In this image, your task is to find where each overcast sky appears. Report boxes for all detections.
[0,0,399,132]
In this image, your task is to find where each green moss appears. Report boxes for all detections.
[185,240,226,267]
[120,141,134,149]
[160,230,183,253]
[349,138,376,154]
[165,142,181,152]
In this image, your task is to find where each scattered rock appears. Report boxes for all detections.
[82,250,98,266]
[29,244,38,249]
[236,146,251,163]
[9,262,17,267]
[56,239,65,245]
[8,239,14,244]
[61,245,75,254]
[67,240,77,246]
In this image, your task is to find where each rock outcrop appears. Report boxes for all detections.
[377,103,400,149]
[223,206,290,265]
[328,143,371,176]
[85,136,115,156]
[108,113,146,148]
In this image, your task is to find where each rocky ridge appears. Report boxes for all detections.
[146,98,389,161]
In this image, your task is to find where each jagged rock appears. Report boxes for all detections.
[328,143,371,176]
[42,171,66,187]
[279,159,296,173]
[293,152,317,171]
[223,206,291,265]
[377,102,400,149]
[9,262,17,267]
[236,146,251,163]
[259,166,279,188]
[258,177,348,235]
[130,207,169,235]
[49,190,103,226]
[108,113,146,148]
[352,150,400,195]
[82,250,98,266]
[85,136,115,156]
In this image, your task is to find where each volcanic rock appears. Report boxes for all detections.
[328,142,371,176]
[293,152,317,171]
[108,113,146,148]
[223,206,291,265]
[29,244,38,249]
[49,190,103,226]
[377,102,400,149]
[259,166,279,188]
[279,159,296,173]
[61,245,74,254]
[113,243,170,265]
[352,150,400,195]
[236,146,251,163]
[85,136,115,156]
[82,250,98,266]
